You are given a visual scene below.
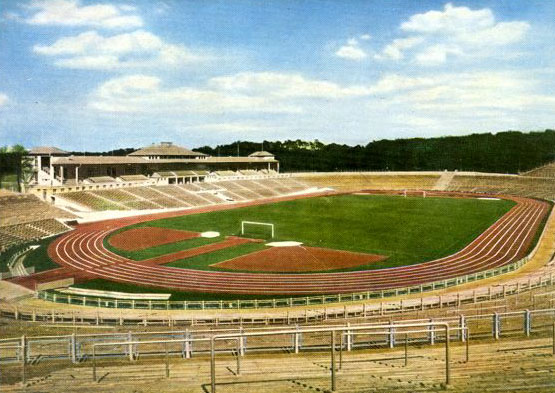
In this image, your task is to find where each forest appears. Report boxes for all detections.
[194,130,555,174]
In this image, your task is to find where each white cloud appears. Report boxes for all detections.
[335,37,367,60]
[89,74,300,114]
[381,71,553,112]
[0,93,9,106]
[209,72,370,98]
[89,72,372,114]
[454,21,530,46]
[414,44,462,66]
[24,0,142,29]
[335,44,367,60]
[183,122,275,133]
[401,3,494,34]
[377,3,529,65]
[374,37,424,60]
[33,30,203,69]
[360,34,371,41]
[368,74,435,94]
[359,70,555,137]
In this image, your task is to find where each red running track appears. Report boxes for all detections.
[11,191,551,295]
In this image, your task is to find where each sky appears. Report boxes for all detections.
[0,0,554,151]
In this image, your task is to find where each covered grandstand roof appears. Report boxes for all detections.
[156,157,277,163]
[85,176,117,183]
[51,156,276,166]
[249,151,275,158]
[52,156,147,165]
[128,142,207,157]
[118,174,149,181]
[28,146,69,156]
[152,170,207,178]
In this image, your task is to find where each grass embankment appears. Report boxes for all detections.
[0,235,62,273]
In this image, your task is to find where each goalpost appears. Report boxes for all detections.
[241,221,275,238]
[403,189,427,198]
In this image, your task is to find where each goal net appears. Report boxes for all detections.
[241,221,275,239]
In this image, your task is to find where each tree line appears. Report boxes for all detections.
[3,129,555,192]
[195,129,555,174]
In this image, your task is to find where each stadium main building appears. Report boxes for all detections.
[28,141,279,192]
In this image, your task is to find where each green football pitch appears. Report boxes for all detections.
[109,194,515,270]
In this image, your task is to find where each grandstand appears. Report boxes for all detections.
[296,172,442,192]
[54,177,314,212]
[522,161,555,178]
[0,193,75,250]
[2,170,555,393]
[294,171,555,201]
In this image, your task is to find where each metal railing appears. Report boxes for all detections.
[2,308,554,366]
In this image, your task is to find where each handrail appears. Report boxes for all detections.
[207,322,451,392]
[88,321,451,392]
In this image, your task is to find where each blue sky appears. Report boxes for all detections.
[1,0,554,151]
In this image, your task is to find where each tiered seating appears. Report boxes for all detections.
[240,169,259,176]
[193,182,222,191]
[217,181,261,199]
[281,178,312,192]
[299,173,440,192]
[0,219,71,250]
[239,180,280,197]
[175,185,218,205]
[124,187,186,208]
[54,178,315,212]
[0,194,74,227]
[522,162,555,178]
[0,193,75,250]
[0,231,24,249]
[215,170,238,177]
[153,186,195,206]
[8,333,554,392]
[62,191,127,210]
[447,174,555,199]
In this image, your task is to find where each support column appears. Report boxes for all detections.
[294,325,301,353]
[524,309,531,337]
[70,333,77,363]
[428,319,435,345]
[346,323,352,351]
[183,329,191,358]
[493,312,500,340]
[460,315,466,342]
[239,327,245,356]
[127,331,134,361]
[37,156,42,183]
[388,322,395,348]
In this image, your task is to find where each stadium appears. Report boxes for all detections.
[1,141,555,392]
[2,1,555,392]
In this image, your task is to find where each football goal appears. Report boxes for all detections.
[241,221,275,239]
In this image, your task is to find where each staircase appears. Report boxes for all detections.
[433,172,456,191]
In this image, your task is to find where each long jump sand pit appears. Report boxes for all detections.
[109,227,200,251]
[212,246,387,272]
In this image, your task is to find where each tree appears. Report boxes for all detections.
[0,145,31,192]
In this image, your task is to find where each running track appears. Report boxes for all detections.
[11,191,550,295]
